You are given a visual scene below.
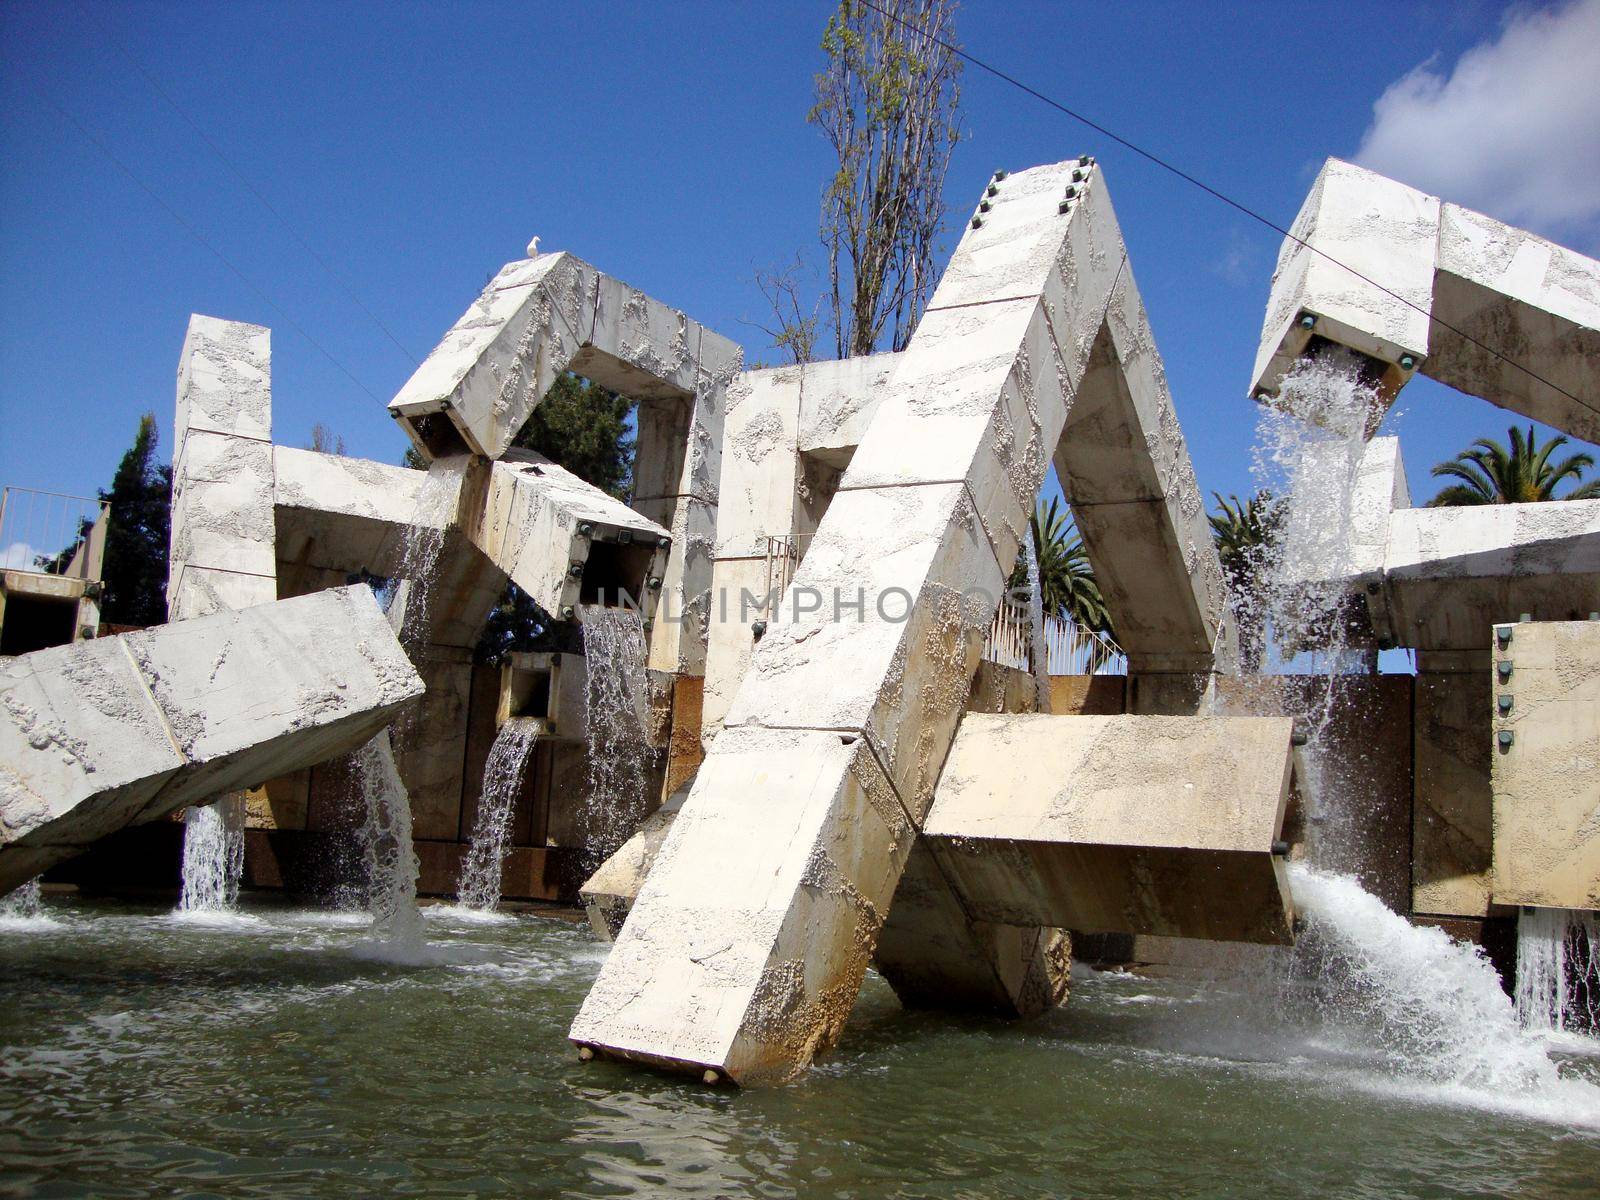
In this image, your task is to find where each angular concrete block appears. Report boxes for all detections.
[0,585,423,894]
[461,454,669,620]
[569,725,911,1084]
[922,713,1297,944]
[1253,158,1600,442]
[1491,620,1600,910]
[574,160,1235,1084]
[389,251,740,463]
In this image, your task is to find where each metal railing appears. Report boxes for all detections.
[982,599,1126,676]
[0,487,110,580]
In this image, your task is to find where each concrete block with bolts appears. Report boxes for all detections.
[1490,620,1600,911]
[1253,158,1600,443]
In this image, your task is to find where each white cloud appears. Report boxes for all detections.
[1355,0,1600,246]
[0,541,42,570]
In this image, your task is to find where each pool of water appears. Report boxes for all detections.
[4,897,1599,1199]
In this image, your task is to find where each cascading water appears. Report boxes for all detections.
[1249,353,1379,873]
[0,878,43,920]
[391,457,465,652]
[177,793,247,916]
[355,730,424,952]
[456,718,542,911]
[1247,355,1600,1115]
[1515,906,1600,1034]
[578,605,652,872]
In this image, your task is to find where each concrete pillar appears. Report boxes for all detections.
[168,315,276,619]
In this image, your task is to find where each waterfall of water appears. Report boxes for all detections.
[356,730,423,950]
[0,878,43,920]
[1022,534,1052,712]
[579,605,651,872]
[177,793,247,915]
[1515,906,1600,1034]
[457,718,542,910]
[1289,864,1569,1089]
[1250,354,1380,872]
[1247,357,1599,1115]
[392,457,465,652]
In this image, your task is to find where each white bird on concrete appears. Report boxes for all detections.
[526,235,541,258]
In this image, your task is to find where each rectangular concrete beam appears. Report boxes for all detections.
[0,585,423,895]
[1491,620,1600,910]
[169,315,277,620]
[921,713,1296,944]
[1253,158,1600,443]
[461,453,670,621]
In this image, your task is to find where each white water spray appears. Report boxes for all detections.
[177,793,247,915]
[0,878,43,920]
[355,730,423,950]
[392,457,466,651]
[457,718,541,910]
[579,605,652,871]
[1248,357,1599,1119]
[1515,906,1600,1034]
[1250,354,1380,872]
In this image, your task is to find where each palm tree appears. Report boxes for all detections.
[1024,497,1112,637]
[1427,425,1600,506]
[1208,490,1280,671]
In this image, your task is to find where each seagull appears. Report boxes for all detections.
[526,235,541,258]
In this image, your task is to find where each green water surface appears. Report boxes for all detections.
[2,898,1598,1199]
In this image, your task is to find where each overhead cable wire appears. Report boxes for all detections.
[856,0,1586,409]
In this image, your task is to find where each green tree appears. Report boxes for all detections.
[98,413,172,627]
[1427,424,1600,506]
[758,0,963,362]
[1208,490,1280,671]
[1013,497,1112,637]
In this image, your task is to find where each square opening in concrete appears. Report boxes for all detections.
[579,538,658,608]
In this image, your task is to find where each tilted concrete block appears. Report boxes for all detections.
[1253,158,1600,443]
[569,724,912,1084]
[922,713,1297,944]
[1490,620,1600,911]
[388,251,740,462]
[0,585,423,895]
[460,453,670,621]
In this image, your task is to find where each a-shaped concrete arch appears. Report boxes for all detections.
[569,158,1242,1085]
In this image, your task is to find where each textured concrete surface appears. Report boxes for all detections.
[1254,158,1600,443]
[1491,620,1600,910]
[169,315,277,620]
[922,714,1297,944]
[0,586,422,895]
[388,251,740,675]
[572,160,1236,1083]
[461,452,670,620]
[1413,663,1494,918]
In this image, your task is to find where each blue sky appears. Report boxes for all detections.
[3,1,1597,530]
